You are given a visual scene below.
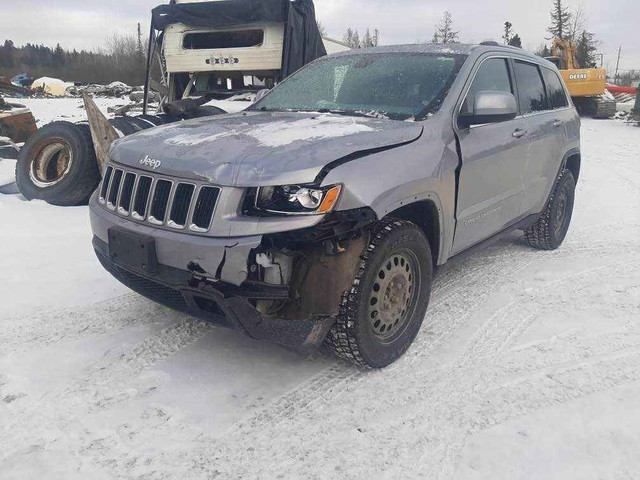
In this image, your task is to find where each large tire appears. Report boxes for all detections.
[108,117,139,136]
[326,219,433,368]
[180,105,227,119]
[525,169,576,250]
[15,122,100,206]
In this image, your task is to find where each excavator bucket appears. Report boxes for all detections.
[82,92,120,174]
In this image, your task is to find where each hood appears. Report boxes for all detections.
[109,111,423,186]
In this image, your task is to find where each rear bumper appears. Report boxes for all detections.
[93,236,335,353]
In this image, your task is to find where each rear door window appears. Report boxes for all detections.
[541,68,569,109]
[514,61,547,114]
[461,58,513,115]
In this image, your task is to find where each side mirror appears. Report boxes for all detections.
[458,90,518,128]
[254,89,271,103]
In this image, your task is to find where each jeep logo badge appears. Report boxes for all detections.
[139,155,162,170]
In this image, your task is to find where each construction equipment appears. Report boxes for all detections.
[546,37,616,119]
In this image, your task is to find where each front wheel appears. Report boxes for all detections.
[525,169,576,250]
[326,219,433,368]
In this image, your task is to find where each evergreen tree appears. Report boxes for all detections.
[361,29,377,48]
[502,22,513,44]
[343,28,361,49]
[342,27,380,49]
[575,30,598,68]
[53,43,65,66]
[509,34,522,48]
[548,0,572,39]
[536,44,552,58]
[433,11,459,44]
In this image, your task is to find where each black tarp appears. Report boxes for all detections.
[151,0,327,78]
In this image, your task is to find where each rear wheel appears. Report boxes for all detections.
[525,169,576,250]
[326,219,433,368]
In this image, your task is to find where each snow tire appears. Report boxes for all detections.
[525,169,576,250]
[325,218,433,369]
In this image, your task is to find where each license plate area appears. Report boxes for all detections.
[108,227,158,275]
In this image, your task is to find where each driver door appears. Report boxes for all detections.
[452,57,529,254]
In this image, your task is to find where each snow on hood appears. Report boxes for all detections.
[162,115,375,148]
[110,111,423,186]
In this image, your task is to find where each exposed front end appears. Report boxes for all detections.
[89,159,371,352]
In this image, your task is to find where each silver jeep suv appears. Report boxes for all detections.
[90,43,580,368]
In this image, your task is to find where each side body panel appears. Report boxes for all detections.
[323,122,457,266]
[521,66,581,215]
[451,54,530,254]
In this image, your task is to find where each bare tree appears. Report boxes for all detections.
[317,21,326,37]
[567,5,586,42]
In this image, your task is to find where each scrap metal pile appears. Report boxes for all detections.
[0,74,145,100]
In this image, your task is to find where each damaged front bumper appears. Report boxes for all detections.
[92,237,336,352]
[90,194,261,286]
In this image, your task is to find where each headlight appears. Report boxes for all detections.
[254,184,342,215]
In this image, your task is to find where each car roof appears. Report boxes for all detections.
[331,43,555,68]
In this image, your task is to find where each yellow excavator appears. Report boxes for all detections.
[546,37,616,118]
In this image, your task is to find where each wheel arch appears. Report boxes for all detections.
[384,199,442,267]
[563,149,581,183]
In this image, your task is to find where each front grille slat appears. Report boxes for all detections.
[100,165,219,234]
[191,186,220,232]
[149,179,173,225]
[132,176,153,220]
[117,172,136,215]
[107,169,124,209]
[99,166,114,203]
[168,183,196,229]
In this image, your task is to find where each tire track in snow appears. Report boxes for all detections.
[1,317,214,462]
[429,259,640,476]
[210,252,640,479]
[0,293,170,356]
[456,261,639,366]
[228,238,545,432]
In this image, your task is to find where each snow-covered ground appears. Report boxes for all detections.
[1,101,639,479]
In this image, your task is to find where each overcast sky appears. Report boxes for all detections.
[1,0,638,73]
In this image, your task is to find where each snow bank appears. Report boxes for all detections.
[30,77,74,97]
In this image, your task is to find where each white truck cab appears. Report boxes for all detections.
[161,0,349,100]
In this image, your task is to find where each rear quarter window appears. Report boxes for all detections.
[514,61,547,114]
[541,68,569,109]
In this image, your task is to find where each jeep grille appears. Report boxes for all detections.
[98,165,220,232]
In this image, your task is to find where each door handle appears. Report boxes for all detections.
[553,120,563,128]
[512,129,527,139]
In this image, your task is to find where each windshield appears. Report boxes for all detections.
[251,53,466,120]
